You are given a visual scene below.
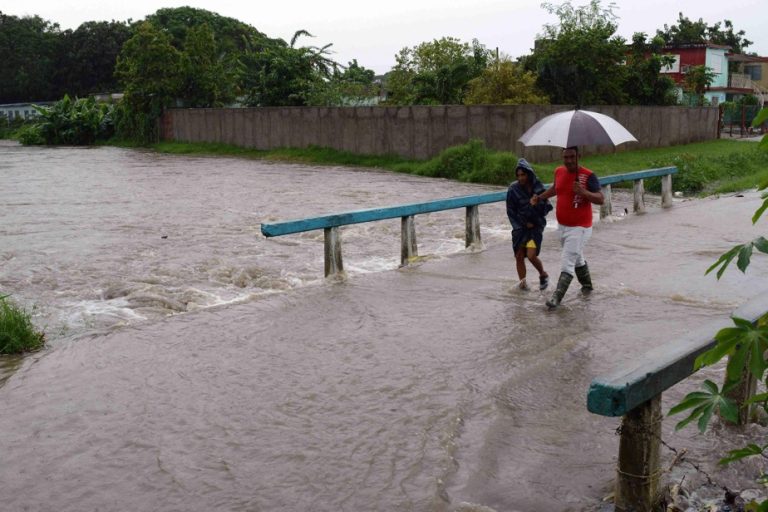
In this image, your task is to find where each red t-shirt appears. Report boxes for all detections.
[553,165,600,228]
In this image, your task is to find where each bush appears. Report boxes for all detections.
[16,124,44,145]
[22,95,115,146]
[645,147,768,194]
[0,295,45,355]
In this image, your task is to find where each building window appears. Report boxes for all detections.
[746,65,762,81]
[661,55,680,73]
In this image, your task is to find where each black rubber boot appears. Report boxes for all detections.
[546,272,573,309]
[575,263,593,293]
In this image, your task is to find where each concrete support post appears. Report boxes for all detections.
[324,227,344,278]
[465,205,482,249]
[615,395,662,512]
[600,184,613,219]
[633,179,646,214]
[400,215,418,266]
[661,175,673,209]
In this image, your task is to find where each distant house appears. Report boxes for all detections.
[660,43,767,106]
[0,102,54,123]
[726,54,768,106]
[660,43,730,105]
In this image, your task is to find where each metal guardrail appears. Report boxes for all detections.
[586,290,768,511]
[261,167,678,277]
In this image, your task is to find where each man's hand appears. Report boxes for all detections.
[530,194,539,205]
[573,179,585,196]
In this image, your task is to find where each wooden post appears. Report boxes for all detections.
[465,205,482,249]
[600,184,613,219]
[400,215,418,266]
[633,179,645,214]
[615,395,662,512]
[324,227,344,278]
[661,175,673,209]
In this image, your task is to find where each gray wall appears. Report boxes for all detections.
[161,104,719,163]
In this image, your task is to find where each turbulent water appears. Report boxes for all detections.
[1,140,767,512]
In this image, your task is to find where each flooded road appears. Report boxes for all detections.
[1,141,767,511]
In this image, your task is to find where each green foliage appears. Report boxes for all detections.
[115,21,183,143]
[0,12,60,102]
[54,20,132,97]
[526,0,628,106]
[20,95,114,145]
[16,123,44,145]
[719,443,768,465]
[642,147,768,194]
[240,30,338,107]
[145,6,271,55]
[0,295,45,355]
[306,60,380,106]
[669,379,739,432]
[706,238,768,279]
[656,13,753,53]
[385,37,491,105]
[683,65,716,106]
[463,58,549,105]
[694,317,768,381]
[622,33,678,106]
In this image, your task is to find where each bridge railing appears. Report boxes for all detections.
[586,290,768,512]
[260,167,678,277]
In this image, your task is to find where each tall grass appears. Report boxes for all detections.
[151,138,768,195]
[0,295,45,355]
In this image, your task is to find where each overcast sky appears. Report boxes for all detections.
[6,0,767,74]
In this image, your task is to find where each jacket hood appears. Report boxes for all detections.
[515,158,540,183]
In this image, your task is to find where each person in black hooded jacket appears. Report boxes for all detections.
[506,158,552,290]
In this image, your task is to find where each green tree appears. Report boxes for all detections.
[623,33,678,106]
[53,20,132,97]
[683,65,716,106]
[179,23,237,107]
[0,12,60,102]
[463,57,549,105]
[240,30,338,107]
[526,0,628,106]
[385,37,491,105]
[114,21,183,143]
[306,59,379,106]
[145,6,272,55]
[656,13,753,54]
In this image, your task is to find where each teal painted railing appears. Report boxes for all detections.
[260,167,678,277]
[586,290,768,511]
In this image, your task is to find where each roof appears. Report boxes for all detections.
[663,42,732,51]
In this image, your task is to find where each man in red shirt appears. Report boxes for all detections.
[531,146,604,308]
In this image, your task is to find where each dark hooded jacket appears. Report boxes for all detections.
[506,158,552,255]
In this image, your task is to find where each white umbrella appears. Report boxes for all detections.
[518,109,637,148]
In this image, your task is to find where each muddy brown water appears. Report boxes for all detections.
[1,141,767,511]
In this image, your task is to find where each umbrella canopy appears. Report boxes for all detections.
[518,109,637,148]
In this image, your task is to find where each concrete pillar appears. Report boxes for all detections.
[400,215,418,266]
[466,205,482,249]
[633,179,645,214]
[600,184,613,219]
[615,395,662,512]
[324,227,344,278]
[661,175,673,209]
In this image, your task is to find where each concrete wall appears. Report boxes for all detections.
[161,104,719,163]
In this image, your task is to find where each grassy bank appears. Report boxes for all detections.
[0,295,45,355]
[149,137,766,195]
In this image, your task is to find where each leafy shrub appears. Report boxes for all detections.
[645,147,768,194]
[16,124,44,145]
[0,295,45,355]
[23,95,115,146]
[416,139,490,180]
